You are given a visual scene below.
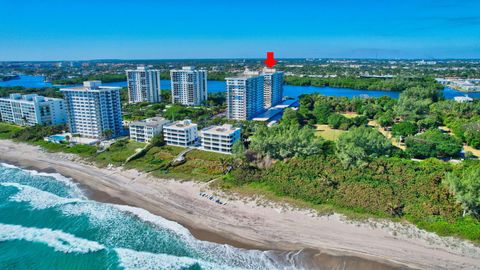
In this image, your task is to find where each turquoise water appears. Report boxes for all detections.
[2,75,479,100]
[0,163,295,270]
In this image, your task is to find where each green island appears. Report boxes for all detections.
[0,85,479,244]
[284,76,443,91]
[51,74,127,85]
[0,75,19,81]
[0,86,63,98]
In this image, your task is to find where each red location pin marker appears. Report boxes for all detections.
[264,52,278,68]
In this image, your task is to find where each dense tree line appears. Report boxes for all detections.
[299,94,396,125]
[445,161,480,218]
[336,127,396,168]
[0,86,63,98]
[284,76,443,91]
[249,124,327,160]
[52,74,126,85]
[406,130,463,159]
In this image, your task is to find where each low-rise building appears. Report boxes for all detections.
[0,93,66,126]
[200,124,241,154]
[129,117,171,143]
[252,99,299,122]
[163,119,198,147]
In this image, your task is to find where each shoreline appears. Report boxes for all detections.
[2,161,406,270]
[1,140,479,269]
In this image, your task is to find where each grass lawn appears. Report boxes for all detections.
[125,144,228,181]
[33,140,98,158]
[315,124,345,141]
[34,140,67,152]
[163,149,228,181]
[125,145,182,172]
[0,123,23,139]
[96,139,146,166]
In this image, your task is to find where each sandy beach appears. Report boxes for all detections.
[0,140,479,270]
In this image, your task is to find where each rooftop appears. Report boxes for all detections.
[252,108,284,122]
[170,66,205,72]
[126,66,159,72]
[130,117,170,128]
[226,69,262,80]
[226,68,283,80]
[0,93,62,102]
[262,68,284,75]
[201,124,240,135]
[60,81,121,92]
[273,99,299,109]
[165,119,197,129]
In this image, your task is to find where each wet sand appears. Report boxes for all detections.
[1,140,479,269]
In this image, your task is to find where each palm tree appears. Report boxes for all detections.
[102,129,113,139]
[21,115,28,126]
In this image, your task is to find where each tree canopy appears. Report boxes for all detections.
[249,124,327,160]
[406,129,463,159]
[392,121,418,137]
[445,164,480,217]
[395,87,443,120]
[336,126,393,168]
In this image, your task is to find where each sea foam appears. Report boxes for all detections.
[112,204,286,269]
[113,204,191,237]
[0,164,294,269]
[0,223,104,254]
[0,163,85,198]
[1,182,84,209]
[2,182,121,228]
[115,248,241,270]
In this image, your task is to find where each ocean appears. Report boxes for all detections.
[0,163,298,270]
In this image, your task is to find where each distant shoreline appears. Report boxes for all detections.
[42,78,409,92]
[0,75,20,82]
[2,75,478,100]
[447,86,480,93]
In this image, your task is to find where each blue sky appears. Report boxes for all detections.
[0,0,479,60]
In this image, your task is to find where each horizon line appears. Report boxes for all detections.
[2,57,480,63]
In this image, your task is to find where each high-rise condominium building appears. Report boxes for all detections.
[170,66,207,106]
[262,68,284,109]
[61,81,123,139]
[126,66,161,103]
[0,93,66,126]
[226,71,264,120]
